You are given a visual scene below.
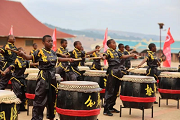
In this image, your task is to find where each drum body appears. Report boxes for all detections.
[120,75,156,109]
[0,90,20,120]
[158,72,180,99]
[84,70,107,98]
[129,68,147,76]
[56,81,101,120]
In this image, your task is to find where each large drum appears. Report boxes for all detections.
[84,62,93,68]
[158,72,180,99]
[158,67,178,72]
[56,81,101,120]
[24,68,39,78]
[26,73,62,105]
[120,75,156,109]
[78,66,90,81]
[129,68,147,76]
[84,70,106,98]
[0,90,21,120]
[132,65,148,68]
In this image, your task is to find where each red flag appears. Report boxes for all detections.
[163,28,174,67]
[103,28,108,66]
[52,28,57,51]
[9,25,13,35]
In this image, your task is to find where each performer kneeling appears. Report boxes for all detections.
[18,35,73,120]
[103,39,136,116]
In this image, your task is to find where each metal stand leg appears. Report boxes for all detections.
[129,108,131,115]
[151,106,153,118]
[166,99,168,105]
[159,97,161,107]
[27,99,29,116]
[120,105,122,117]
[142,107,144,120]
[177,99,179,109]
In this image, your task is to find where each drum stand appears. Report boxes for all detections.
[159,97,179,109]
[120,105,153,120]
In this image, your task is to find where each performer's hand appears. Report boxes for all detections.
[1,71,6,76]
[69,58,74,62]
[18,50,25,57]
[133,48,136,51]
[95,49,100,52]
[137,65,141,68]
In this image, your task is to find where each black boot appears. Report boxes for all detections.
[103,108,113,116]
[109,108,120,113]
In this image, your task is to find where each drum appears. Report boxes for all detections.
[26,73,62,105]
[129,68,147,76]
[158,67,178,72]
[0,90,21,120]
[78,66,90,80]
[132,65,148,68]
[120,75,156,109]
[56,81,101,120]
[84,62,93,68]
[84,70,107,98]
[158,72,180,99]
[24,68,39,78]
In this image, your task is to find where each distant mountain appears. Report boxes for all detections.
[44,23,165,40]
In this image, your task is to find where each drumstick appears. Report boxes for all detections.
[73,58,82,61]
[0,70,3,73]
[6,48,19,54]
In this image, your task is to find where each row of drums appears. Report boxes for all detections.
[1,65,179,120]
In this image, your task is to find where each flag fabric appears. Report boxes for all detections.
[9,25,13,35]
[52,28,57,51]
[103,28,108,66]
[163,28,174,67]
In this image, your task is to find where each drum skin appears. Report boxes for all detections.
[129,72,146,76]
[57,90,100,120]
[159,77,180,99]
[120,81,155,109]
[0,103,18,120]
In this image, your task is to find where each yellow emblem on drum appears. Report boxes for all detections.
[10,104,17,120]
[104,78,107,87]
[145,84,154,96]
[0,111,6,120]
[96,93,101,108]
[85,95,96,107]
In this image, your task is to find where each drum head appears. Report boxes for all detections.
[26,73,38,80]
[84,70,106,76]
[158,67,178,71]
[129,68,146,74]
[78,66,90,71]
[58,81,101,93]
[159,72,180,78]
[0,90,21,104]
[25,68,39,74]
[121,75,156,83]
[55,74,63,81]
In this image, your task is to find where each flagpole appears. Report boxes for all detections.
[158,23,164,56]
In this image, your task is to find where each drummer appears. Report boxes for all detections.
[29,43,38,55]
[79,46,86,66]
[56,39,69,81]
[102,39,136,116]
[18,35,74,120]
[91,45,103,70]
[0,52,5,79]
[124,45,136,70]
[66,41,99,81]
[138,43,166,103]
[1,47,38,113]
[0,35,17,90]
[118,43,127,74]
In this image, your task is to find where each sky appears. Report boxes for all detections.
[12,0,180,40]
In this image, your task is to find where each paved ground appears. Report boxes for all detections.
[18,93,180,120]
